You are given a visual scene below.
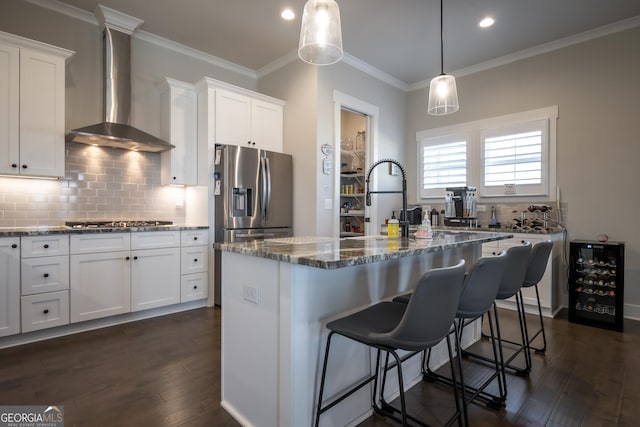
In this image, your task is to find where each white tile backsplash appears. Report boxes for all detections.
[0,142,186,227]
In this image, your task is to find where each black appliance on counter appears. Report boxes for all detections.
[568,240,624,331]
[400,206,423,225]
[444,186,477,227]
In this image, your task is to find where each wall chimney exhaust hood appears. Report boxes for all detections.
[67,5,174,153]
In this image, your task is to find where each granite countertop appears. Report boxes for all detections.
[431,225,565,235]
[0,225,208,237]
[215,230,513,269]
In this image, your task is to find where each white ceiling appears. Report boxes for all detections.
[42,0,640,87]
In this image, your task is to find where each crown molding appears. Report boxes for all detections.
[408,15,640,92]
[134,31,257,79]
[95,4,143,34]
[25,0,257,80]
[25,0,640,93]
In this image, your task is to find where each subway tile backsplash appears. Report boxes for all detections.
[0,142,186,227]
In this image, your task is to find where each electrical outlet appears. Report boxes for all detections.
[242,285,259,304]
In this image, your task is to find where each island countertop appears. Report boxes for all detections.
[215,230,513,269]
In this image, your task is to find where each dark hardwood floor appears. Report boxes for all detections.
[0,307,638,426]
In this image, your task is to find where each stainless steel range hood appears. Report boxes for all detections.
[67,21,174,153]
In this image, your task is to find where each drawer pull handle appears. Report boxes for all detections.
[44,244,49,249]
[43,309,49,314]
[43,273,49,278]
[11,244,17,249]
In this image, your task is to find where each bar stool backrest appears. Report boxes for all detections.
[456,251,509,319]
[523,240,553,288]
[377,260,466,352]
[495,242,532,300]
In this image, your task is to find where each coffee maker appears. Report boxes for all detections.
[444,186,477,226]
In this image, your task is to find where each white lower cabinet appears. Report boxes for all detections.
[131,247,180,311]
[180,229,209,303]
[21,290,69,333]
[0,237,20,337]
[70,249,131,323]
[20,235,70,332]
[180,272,208,303]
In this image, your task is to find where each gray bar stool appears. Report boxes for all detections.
[425,251,510,410]
[468,241,532,383]
[498,240,553,356]
[314,260,467,427]
[394,252,510,411]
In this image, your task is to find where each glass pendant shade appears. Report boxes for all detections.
[298,0,343,65]
[427,74,459,115]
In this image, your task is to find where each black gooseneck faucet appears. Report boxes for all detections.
[365,159,409,238]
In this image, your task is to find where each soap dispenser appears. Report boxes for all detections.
[388,211,400,238]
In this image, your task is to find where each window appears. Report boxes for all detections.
[416,106,557,201]
[481,118,549,197]
[418,134,469,198]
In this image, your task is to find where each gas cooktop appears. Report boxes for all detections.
[65,220,173,229]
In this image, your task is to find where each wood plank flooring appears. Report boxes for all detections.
[0,307,638,426]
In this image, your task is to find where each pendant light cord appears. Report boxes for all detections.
[439,0,444,75]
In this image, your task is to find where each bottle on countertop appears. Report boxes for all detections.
[388,211,400,238]
[430,208,439,227]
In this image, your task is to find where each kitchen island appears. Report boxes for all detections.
[216,230,512,427]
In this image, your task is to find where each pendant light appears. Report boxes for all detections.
[298,0,343,65]
[427,0,459,115]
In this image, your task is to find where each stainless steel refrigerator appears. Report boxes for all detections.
[211,144,293,304]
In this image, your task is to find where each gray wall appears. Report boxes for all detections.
[407,27,640,317]
[259,60,407,236]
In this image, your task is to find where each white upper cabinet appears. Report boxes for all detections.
[197,76,285,157]
[160,78,198,185]
[0,32,73,178]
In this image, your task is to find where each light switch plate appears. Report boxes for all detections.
[324,198,332,209]
[242,285,259,304]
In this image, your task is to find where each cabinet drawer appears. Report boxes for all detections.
[21,290,69,333]
[21,255,69,295]
[181,246,208,274]
[131,231,180,250]
[70,233,131,254]
[181,272,208,303]
[21,235,69,257]
[180,229,208,247]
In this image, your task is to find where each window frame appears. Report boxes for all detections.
[416,106,558,202]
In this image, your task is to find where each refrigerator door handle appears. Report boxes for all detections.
[260,155,268,221]
[264,156,272,220]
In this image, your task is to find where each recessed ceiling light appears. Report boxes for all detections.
[479,17,495,28]
[281,8,295,20]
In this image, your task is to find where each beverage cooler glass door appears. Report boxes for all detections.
[568,240,624,331]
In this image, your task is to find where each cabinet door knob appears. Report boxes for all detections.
[43,309,49,314]
[194,258,198,262]
[193,285,198,290]
[134,256,138,260]
[43,244,50,249]
[173,176,177,180]
[193,237,198,241]
[125,256,130,260]
[22,164,27,169]
[43,273,49,278]
[11,163,17,168]
[11,244,17,249]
